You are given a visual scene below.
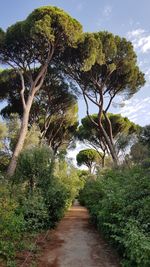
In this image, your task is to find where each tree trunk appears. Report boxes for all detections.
[102,155,105,168]
[99,123,118,166]
[7,95,34,177]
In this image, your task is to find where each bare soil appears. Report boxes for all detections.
[34,202,121,267]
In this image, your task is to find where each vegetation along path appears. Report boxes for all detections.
[36,202,121,267]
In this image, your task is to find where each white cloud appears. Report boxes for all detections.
[119,97,150,125]
[103,5,112,17]
[127,28,150,53]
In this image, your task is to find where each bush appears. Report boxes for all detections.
[14,146,54,192]
[0,179,25,264]
[79,167,150,267]
[54,159,85,206]
[14,146,84,228]
[0,147,84,266]
[45,180,71,226]
[18,190,49,231]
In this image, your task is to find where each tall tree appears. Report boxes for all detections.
[0,67,78,154]
[77,113,139,167]
[0,6,82,176]
[61,32,145,164]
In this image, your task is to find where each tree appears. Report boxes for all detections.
[76,149,101,173]
[0,66,78,122]
[0,67,78,154]
[130,142,149,164]
[0,121,7,150]
[62,32,145,164]
[0,6,82,176]
[0,114,41,172]
[44,103,78,154]
[129,124,150,165]
[139,125,150,148]
[77,113,139,167]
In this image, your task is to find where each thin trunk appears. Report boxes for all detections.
[7,95,34,177]
[100,124,118,165]
[103,111,113,145]
[101,153,105,168]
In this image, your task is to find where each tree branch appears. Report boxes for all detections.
[6,62,26,110]
[83,92,99,127]
[18,70,26,111]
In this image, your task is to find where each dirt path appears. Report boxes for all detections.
[35,202,121,267]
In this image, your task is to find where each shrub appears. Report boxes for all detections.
[79,167,150,267]
[18,190,49,231]
[14,146,54,193]
[0,147,84,265]
[45,180,70,227]
[0,179,25,264]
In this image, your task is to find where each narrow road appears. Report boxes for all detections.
[36,202,121,267]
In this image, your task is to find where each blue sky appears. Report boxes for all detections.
[1,0,150,126]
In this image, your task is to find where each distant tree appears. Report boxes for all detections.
[1,113,40,153]
[0,121,7,150]
[44,103,78,154]
[139,125,150,148]
[76,149,101,173]
[77,113,139,167]
[130,142,149,164]
[62,32,145,165]
[6,113,21,152]
[0,121,9,171]
[0,6,82,176]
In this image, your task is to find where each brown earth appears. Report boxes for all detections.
[33,202,121,267]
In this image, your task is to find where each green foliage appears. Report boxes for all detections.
[0,67,78,154]
[77,113,139,166]
[79,167,150,267]
[0,152,10,171]
[140,125,150,149]
[18,190,49,231]
[44,179,70,226]
[1,6,82,67]
[63,31,145,163]
[6,113,21,151]
[23,124,41,149]
[130,142,149,164]
[0,179,25,263]
[76,148,101,173]
[0,145,84,265]
[44,103,78,154]
[54,159,85,205]
[15,146,83,226]
[0,121,7,149]
[78,113,139,143]
[14,146,54,192]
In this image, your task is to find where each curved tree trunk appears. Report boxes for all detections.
[100,124,118,165]
[7,95,34,177]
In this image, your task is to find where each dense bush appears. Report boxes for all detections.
[0,177,25,266]
[15,147,83,227]
[14,146,54,192]
[79,167,150,267]
[0,146,84,266]
[18,190,49,231]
